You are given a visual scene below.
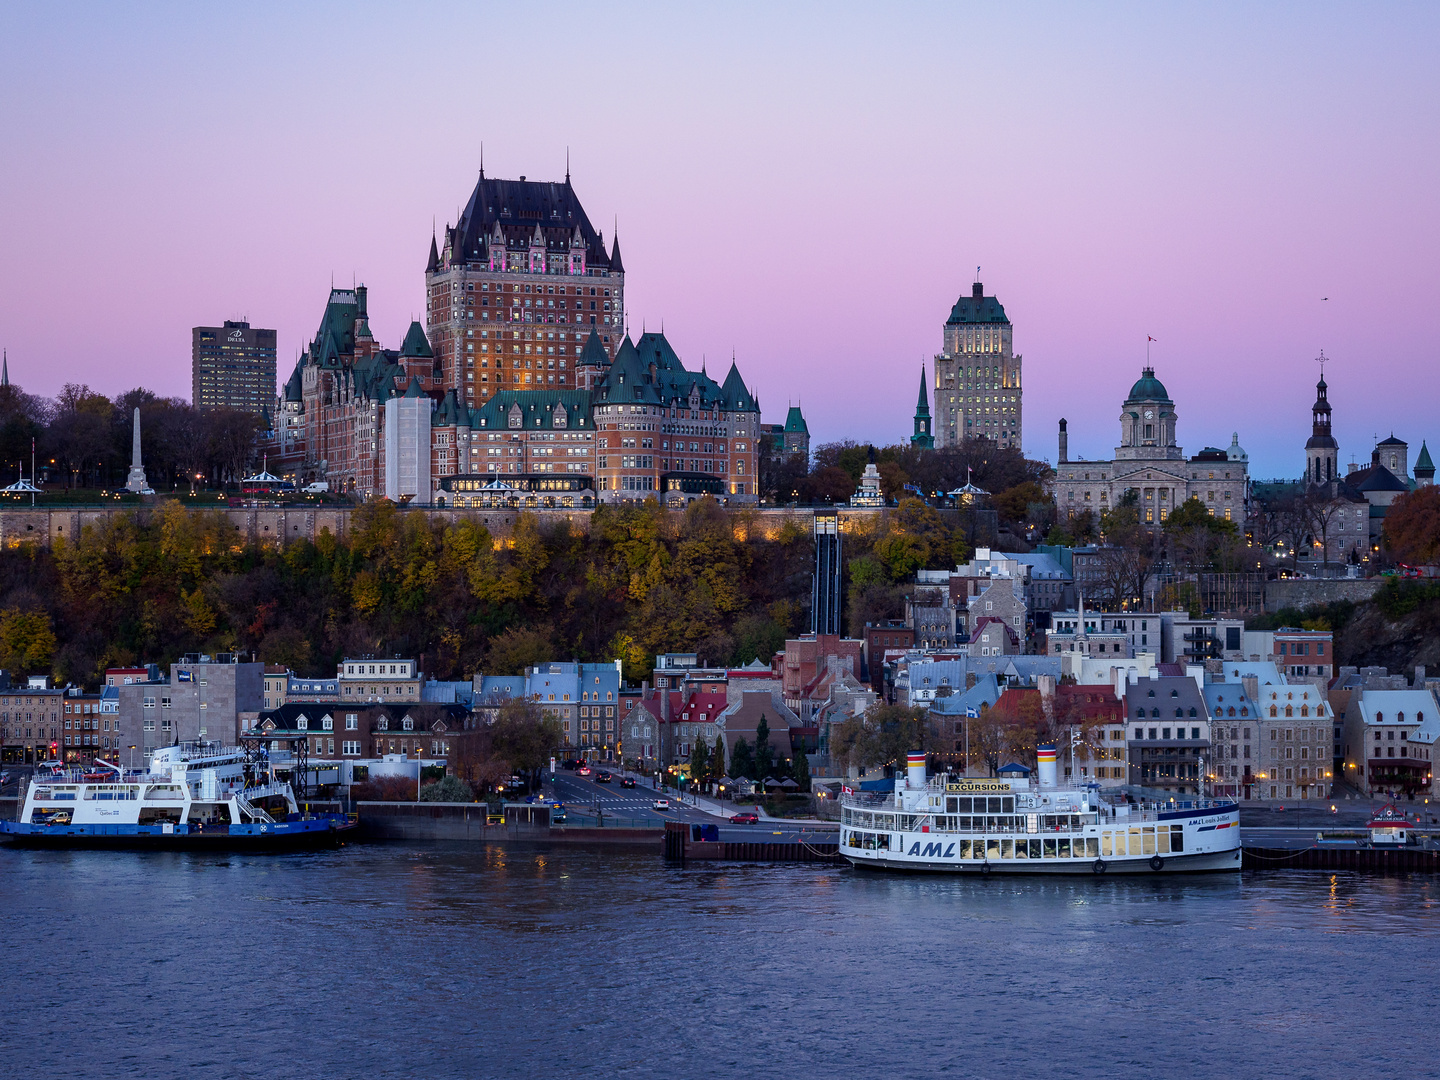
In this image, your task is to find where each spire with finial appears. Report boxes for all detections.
[1,349,8,388]
[911,363,934,449]
[479,142,484,180]
[565,146,570,185]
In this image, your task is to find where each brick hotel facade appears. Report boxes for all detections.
[264,171,759,505]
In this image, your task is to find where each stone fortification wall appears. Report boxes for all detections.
[0,503,884,547]
[1263,577,1384,613]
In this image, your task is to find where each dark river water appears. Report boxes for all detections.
[1,843,1437,1080]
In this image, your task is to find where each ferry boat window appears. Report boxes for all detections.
[959,839,974,859]
[1102,833,1112,857]
[1171,825,1183,852]
[1000,839,1014,858]
[1027,839,1042,859]
[1043,839,1057,858]
[985,839,1000,860]
[1157,829,1171,854]
[1082,838,1099,857]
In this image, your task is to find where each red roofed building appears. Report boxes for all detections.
[968,617,1020,658]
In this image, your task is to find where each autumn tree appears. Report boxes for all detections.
[1384,486,1440,566]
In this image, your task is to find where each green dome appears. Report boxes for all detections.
[1127,367,1171,403]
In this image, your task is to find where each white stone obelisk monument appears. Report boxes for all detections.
[124,407,149,493]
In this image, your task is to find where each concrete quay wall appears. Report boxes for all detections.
[0,504,883,547]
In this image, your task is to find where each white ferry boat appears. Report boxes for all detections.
[840,748,1240,874]
[1,743,356,849]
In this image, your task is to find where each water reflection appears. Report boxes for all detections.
[1,846,1437,1080]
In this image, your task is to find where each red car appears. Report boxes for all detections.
[729,813,759,825]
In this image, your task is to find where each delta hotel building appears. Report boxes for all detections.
[263,169,761,506]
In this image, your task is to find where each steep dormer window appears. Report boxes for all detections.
[402,718,414,731]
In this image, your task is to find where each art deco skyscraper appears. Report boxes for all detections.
[931,281,1022,450]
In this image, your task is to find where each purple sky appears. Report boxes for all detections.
[1,3,1437,478]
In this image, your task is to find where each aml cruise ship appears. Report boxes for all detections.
[840,748,1240,874]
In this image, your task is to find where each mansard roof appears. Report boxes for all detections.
[469,389,593,431]
[448,175,616,269]
[946,283,1009,325]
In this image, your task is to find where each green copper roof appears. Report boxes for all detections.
[1416,441,1434,474]
[945,283,1009,325]
[784,405,808,434]
[469,388,593,431]
[1126,367,1172,404]
[400,321,434,359]
[579,328,609,366]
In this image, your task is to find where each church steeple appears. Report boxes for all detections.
[911,365,934,449]
[1304,356,1339,485]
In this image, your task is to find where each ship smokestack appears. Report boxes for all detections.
[907,751,927,791]
[1037,744,1058,790]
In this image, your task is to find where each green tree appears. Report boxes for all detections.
[420,775,474,802]
[753,714,775,779]
[689,736,710,785]
[0,608,57,674]
[792,747,811,792]
[490,698,564,785]
[730,736,754,780]
[712,733,727,778]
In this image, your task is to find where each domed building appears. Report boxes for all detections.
[1054,367,1249,528]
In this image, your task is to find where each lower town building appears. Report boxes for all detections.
[1253,684,1336,799]
[1122,675,1212,796]
[1341,688,1435,797]
[0,686,65,764]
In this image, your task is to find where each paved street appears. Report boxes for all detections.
[545,768,838,844]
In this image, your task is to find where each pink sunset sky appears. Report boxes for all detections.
[1,2,1436,478]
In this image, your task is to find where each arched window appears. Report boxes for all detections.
[1175,708,1183,718]
[1397,712,1405,722]
[1189,707,1197,717]
[1375,712,1383,722]
[1152,708,1160,718]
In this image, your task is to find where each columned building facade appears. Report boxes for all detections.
[1053,368,1250,529]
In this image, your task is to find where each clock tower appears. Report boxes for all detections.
[1116,367,1181,461]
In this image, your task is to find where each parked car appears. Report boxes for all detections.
[595,771,613,783]
[620,777,636,789]
[729,812,759,825]
[652,798,671,811]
